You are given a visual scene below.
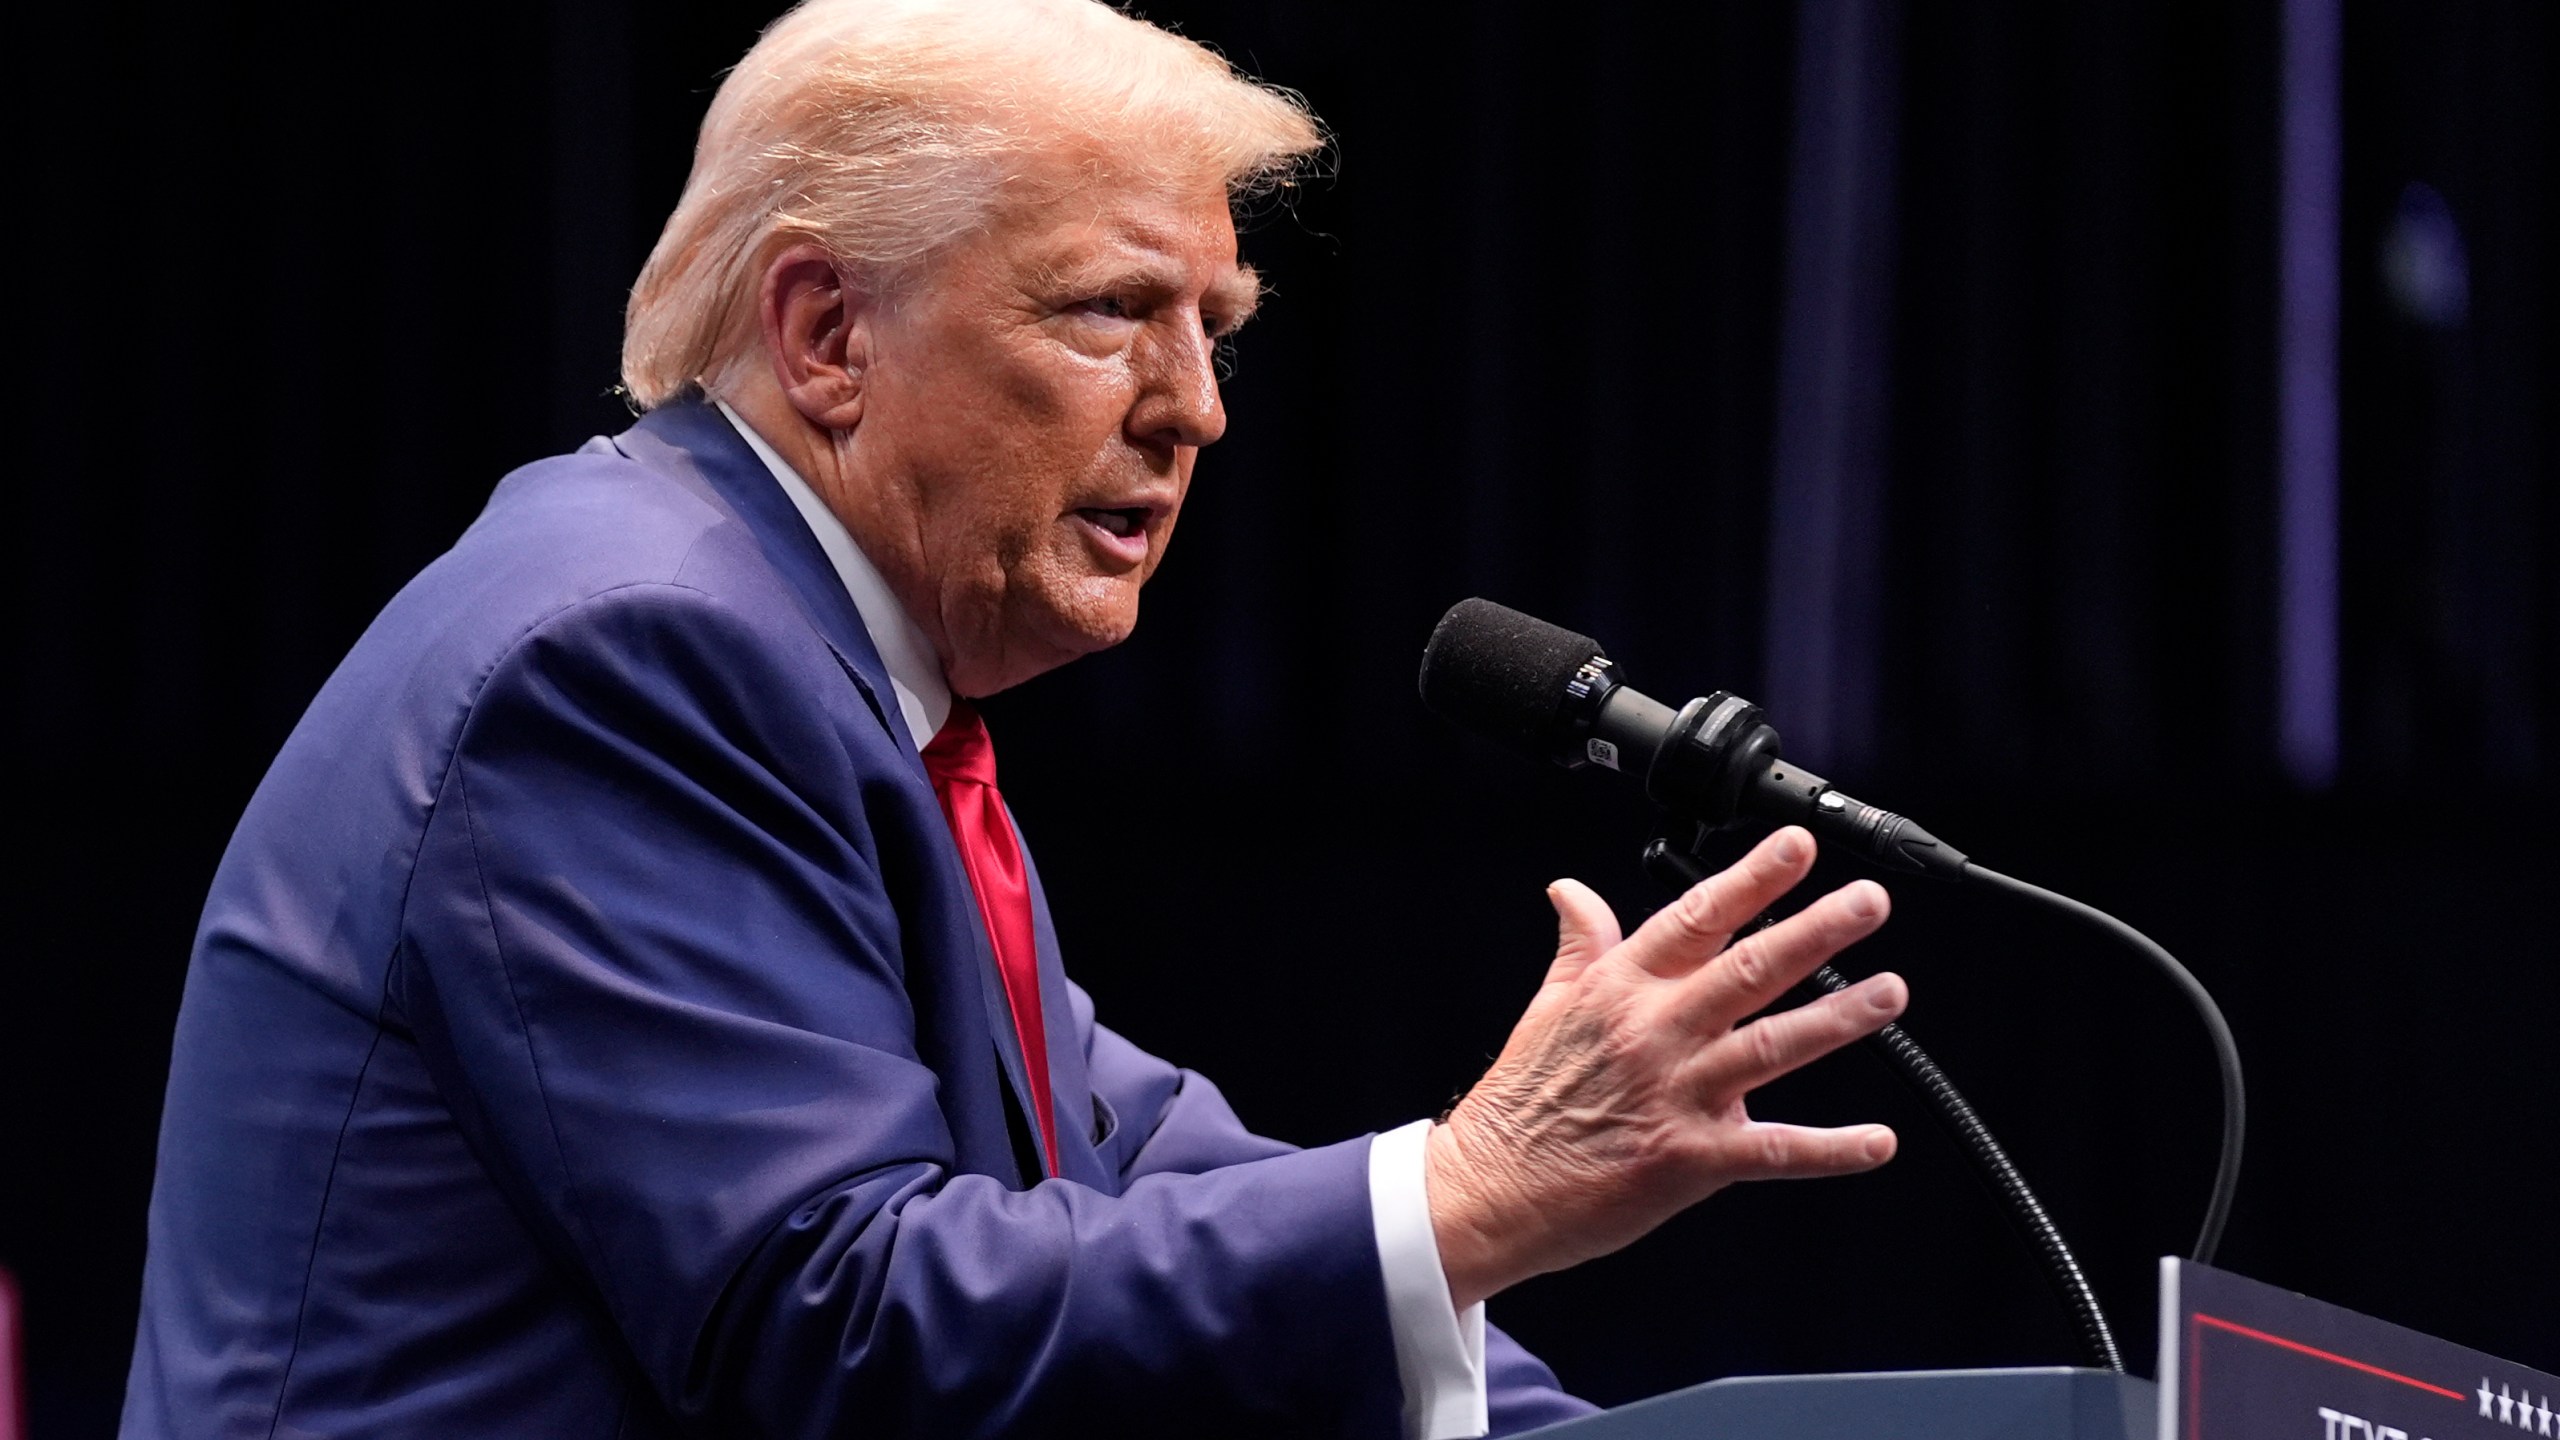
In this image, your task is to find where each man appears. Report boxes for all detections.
[124,2,1912,1435]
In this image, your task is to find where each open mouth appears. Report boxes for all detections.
[1076,506,1149,539]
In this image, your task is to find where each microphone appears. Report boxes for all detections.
[1417,598,1968,880]
[1418,599,2249,1295]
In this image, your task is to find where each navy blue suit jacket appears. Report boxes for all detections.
[122,402,1593,1438]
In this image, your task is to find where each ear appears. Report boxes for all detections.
[756,243,874,431]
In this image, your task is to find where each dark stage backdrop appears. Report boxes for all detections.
[7,0,2553,1432]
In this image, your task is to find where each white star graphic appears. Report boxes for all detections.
[2486,1380,2501,1418]
[2501,1384,2517,1425]
[2536,1392,2554,1437]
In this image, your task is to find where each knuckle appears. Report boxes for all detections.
[1721,935,1773,995]
[1671,884,1725,941]
[1743,1015,1790,1072]
[1757,1127,1797,1174]
[1640,1119,1697,1175]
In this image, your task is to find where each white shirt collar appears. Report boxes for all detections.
[713,399,953,747]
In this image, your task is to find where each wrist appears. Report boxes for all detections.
[1423,1116,1520,1312]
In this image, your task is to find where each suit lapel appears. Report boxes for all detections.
[1021,840,1109,1189]
[609,399,1066,1187]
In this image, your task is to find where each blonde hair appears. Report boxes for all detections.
[620,0,1323,409]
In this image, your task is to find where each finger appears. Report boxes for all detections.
[1615,827,1817,979]
[1673,879,1890,1027]
[1707,1120,1899,1183]
[1683,971,1908,1099]
[1542,878,1624,985]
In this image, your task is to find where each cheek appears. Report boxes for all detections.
[901,398,1082,563]
[981,361,1129,491]
[992,350,1080,426]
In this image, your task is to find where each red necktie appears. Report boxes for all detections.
[920,701,1058,1177]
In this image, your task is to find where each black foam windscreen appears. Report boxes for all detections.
[1417,599,1607,760]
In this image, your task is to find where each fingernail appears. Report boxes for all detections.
[1863,974,1903,1012]
[1864,1128,1895,1163]
[1771,829,1806,863]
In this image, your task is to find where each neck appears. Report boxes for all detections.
[721,380,852,513]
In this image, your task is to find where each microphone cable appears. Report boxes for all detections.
[1963,864,2246,1269]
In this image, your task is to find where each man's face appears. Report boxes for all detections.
[838,168,1258,697]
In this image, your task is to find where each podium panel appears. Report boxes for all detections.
[1518,1367,2158,1440]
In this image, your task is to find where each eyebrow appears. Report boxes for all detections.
[1206,265,1264,326]
[1038,254,1265,327]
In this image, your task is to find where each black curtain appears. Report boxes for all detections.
[8,1,2552,1431]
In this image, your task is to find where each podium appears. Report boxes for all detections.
[1514,1261,2557,1439]
[1519,1368,2156,1440]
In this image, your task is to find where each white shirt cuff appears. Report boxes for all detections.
[1368,1118,1489,1439]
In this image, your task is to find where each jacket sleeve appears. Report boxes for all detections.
[396,582,1406,1439]
[1074,994,1600,1436]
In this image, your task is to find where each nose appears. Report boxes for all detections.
[1128,320,1226,453]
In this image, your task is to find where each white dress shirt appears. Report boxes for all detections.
[713,401,1490,1438]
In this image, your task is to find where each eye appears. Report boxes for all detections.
[1075,294,1135,321]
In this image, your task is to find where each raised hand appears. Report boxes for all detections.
[1424,826,1908,1309]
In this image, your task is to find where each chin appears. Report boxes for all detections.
[1046,567,1149,645]
[954,590,1141,697]
[1049,595,1141,657]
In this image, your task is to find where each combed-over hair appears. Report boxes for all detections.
[620,0,1324,409]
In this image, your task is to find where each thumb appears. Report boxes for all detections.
[1544,878,1624,985]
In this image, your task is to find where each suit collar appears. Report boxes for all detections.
[611,398,920,753]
